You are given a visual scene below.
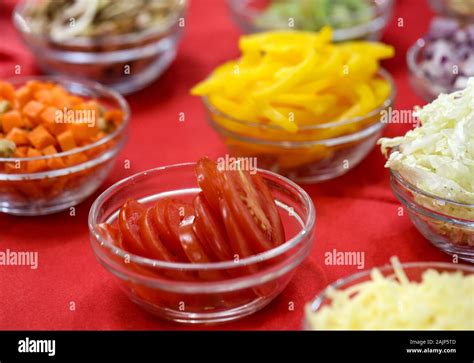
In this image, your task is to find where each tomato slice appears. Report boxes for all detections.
[138,206,176,262]
[178,216,225,281]
[178,216,211,264]
[96,223,122,248]
[195,157,223,211]
[221,170,274,253]
[193,192,233,261]
[219,196,253,260]
[251,173,285,246]
[151,198,195,261]
[118,199,148,256]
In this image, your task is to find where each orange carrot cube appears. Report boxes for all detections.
[22,100,45,122]
[27,125,56,150]
[57,130,76,151]
[26,148,47,173]
[1,110,23,133]
[6,127,29,146]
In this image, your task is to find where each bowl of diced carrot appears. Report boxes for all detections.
[0,77,129,216]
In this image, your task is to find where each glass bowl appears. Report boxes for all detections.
[201,69,395,183]
[304,262,474,329]
[12,0,187,94]
[406,38,467,102]
[390,169,474,263]
[88,162,316,324]
[428,0,474,21]
[226,0,394,41]
[0,76,129,216]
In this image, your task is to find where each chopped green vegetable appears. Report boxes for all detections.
[0,100,11,113]
[255,0,375,32]
[0,139,16,158]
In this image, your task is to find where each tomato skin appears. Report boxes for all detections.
[193,193,233,261]
[219,196,253,260]
[164,199,194,261]
[251,173,285,246]
[195,157,223,211]
[96,223,123,248]
[151,199,187,261]
[222,170,274,254]
[118,199,148,256]
[138,207,176,262]
[178,216,210,263]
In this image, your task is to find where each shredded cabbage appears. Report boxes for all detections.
[378,78,474,206]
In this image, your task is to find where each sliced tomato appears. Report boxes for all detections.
[251,173,285,246]
[178,216,225,281]
[219,196,253,260]
[195,157,223,211]
[178,216,211,263]
[96,223,122,248]
[150,198,195,261]
[118,199,148,256]
[221,170,274,254]
[138,206,176,262]
[193,192,232,261]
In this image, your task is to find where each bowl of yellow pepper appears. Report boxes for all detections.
[192,28,395,183]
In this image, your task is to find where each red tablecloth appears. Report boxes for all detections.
[0,0,446,330]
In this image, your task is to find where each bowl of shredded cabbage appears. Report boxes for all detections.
[379,79,474,262]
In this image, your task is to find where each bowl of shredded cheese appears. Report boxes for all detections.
[305,257,474,330]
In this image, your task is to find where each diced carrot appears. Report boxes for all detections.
[14,146,28,158]
[22,100,45,122]
[1,110,23,133]
[57,130,76,151]
[26,148,47,173]
[22,117,34,130]
[40,106,67,135]
[16,86,32,107]
[50,86,69,109]
[0,81,15,104]
[67,152,88,166]
[27,125,56,150]
[34,89,52,105]
[42,145,66,169]
[6,127,29,146]
[71,122,98,143]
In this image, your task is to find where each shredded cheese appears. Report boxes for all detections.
[306,258,474,330]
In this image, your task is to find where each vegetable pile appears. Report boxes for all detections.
[0,80,123,173]
[419,17,474,91]
[306,257,474,330]
[192,28,394,132]
[97,157,285,263]
[254,0,375,32]
[24,0,186,41]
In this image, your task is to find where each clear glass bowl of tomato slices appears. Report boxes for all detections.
[88,159,316,324]
[0,77,129,216]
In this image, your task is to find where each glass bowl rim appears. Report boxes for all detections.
[201,68,395,132]
[88,162,317,271]
[226,0,394,41]
[12,0,188,47]
[308,261,474,313]
[0,75,130,165]
[389,168,474,209]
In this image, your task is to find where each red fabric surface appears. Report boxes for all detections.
[0,0,447,330]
